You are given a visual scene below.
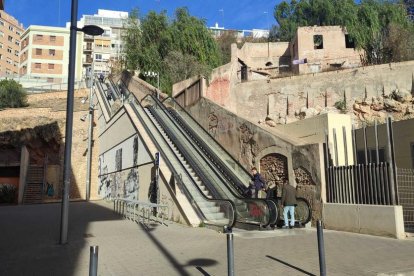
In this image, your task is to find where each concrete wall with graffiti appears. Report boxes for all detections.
[98,133,153,199]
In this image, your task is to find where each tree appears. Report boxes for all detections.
[0,79,28,109]
[123,7,222,94]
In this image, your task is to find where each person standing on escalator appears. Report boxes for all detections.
[250,167,266,198]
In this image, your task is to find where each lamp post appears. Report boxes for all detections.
[143,71,160,99]
[60,0,103,245]
[85,56,95,202]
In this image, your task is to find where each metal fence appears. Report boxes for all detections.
[396,168,414,232]
[327,163,397,205]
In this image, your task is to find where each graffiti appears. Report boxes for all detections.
[98,135,143,199]
[208,112,218,137]
[260,153,289,197]
[239,123,258,165]
[115,148,122,171]
[249,203,264,217]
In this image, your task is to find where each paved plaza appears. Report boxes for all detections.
[1,201,414,276]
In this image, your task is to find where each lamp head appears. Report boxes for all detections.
[81,25,104,36]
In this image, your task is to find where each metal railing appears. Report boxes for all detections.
[397,168,414,232]
[113,198,169,225]
[327,163,397,205]
[25,80,86,94]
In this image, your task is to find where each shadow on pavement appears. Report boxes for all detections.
[195,266,211,276]
[138,223,218,275]
[0,201,122,276]
[266,255,316,276]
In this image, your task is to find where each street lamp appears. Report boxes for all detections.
[60,0,104,245]
[143,71,160,99]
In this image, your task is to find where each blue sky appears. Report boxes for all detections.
[7,0,279,30]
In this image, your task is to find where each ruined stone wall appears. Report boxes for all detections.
[231,60,414,126]
[293,26,361,74]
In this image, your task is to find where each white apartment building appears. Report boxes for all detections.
[71,9,129,76]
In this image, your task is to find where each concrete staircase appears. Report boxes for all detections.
[23,165,44,204]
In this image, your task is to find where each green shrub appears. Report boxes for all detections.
[0,79,28,109]
[334,100,346,111]
[0,184,17,204]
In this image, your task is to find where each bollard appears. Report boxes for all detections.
[225,226,234,276]
[317,220,326,276]
[89,245,99,276]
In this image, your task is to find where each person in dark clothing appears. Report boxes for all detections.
[281,183,297,229]
[99,73,104,83]
[250,167,266,198]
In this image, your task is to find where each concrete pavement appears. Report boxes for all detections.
[1,201,414,275]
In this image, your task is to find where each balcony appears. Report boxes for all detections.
[83,45,93,52]
[83,57,93,64]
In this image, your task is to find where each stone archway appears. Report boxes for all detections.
[260,153,289,196]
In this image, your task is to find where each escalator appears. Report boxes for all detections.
[128,98,237,229]
[139,94,277,229]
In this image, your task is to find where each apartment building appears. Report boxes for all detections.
[0,10,24,77]
[74,9,129,76]
[19,25,83,83]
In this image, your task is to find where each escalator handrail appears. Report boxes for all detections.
[123,85,237,229]
[95,77,112,116]
[143,94,273,227]
[163,96,252,179]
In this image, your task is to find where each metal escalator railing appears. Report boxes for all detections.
[108,78,121,99]
[143,94,276,227]
[125,92,236,229]
[95,77,112,117]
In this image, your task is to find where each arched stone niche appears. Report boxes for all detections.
[256,146,296,189]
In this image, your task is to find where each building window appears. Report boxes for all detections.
[0,54,2,60]
[50,36,56,42]
[95,54,102,60]
[7,47,12,53]
[8,35,13,42]
[14,50,18,57]
[34,63,41,69]
[49,49,55,56]
[36,48,42,55]
[345,34,355,49]
[14,62,18,67]
[313,35,323,49]
[48,63,54,70]
[0,42,2,49]
[16,31,21,36]
[0,31,3,37]
[0,20,4,26]
[6,58,12,64]
[8,25,14,31]
[35,35,43,41]
[15,40,20,46]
